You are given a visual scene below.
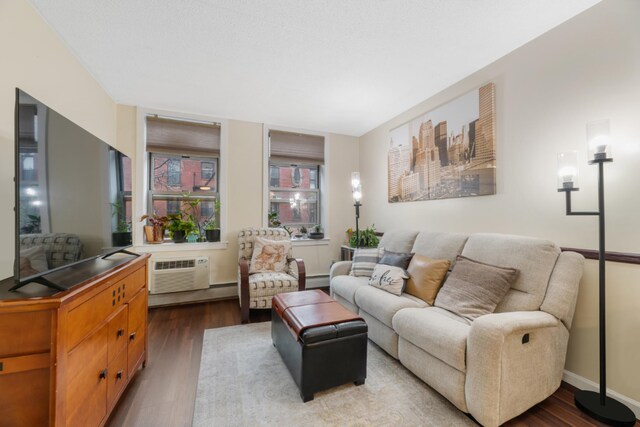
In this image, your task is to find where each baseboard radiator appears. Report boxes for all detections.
[149,256,210,294]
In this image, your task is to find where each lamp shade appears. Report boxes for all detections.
[557,151,579,190]
[586,119,612,161]
[351,172,362,202]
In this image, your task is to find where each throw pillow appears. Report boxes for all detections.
[379,250,414,270]
[368,264,409,296]
[405,255,451,305]
[434,255,518,321]
[249,237,290,274]
[349,247,384,277]
[19,245,48,272]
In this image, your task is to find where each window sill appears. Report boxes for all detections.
[134,241,229,252]
[291,238,330,247]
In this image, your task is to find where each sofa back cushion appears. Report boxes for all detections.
[411,231,469,265]
[461,233,560,312]
[378,230,419,253]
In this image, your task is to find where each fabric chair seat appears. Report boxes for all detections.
[247,272,299,309]
[393,307,470,372]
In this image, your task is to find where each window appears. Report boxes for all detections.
[167,159,181,186]
[201,161,214,180]
[268,130,324,229]
[146,116,221,236]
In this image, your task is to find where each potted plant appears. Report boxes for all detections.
[349,224,380,248]
[140,213,167,243]
[296,225,307,239]
[202,199,221,242]
[166,213,197,243]
[308,224,324,240]
[111,202,132,246]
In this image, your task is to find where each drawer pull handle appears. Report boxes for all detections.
[117,329,124,338]
[129,332,137,341]
[99,369,108,380]
[116,370,123,381]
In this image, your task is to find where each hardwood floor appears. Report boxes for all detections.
[106,299,638,427]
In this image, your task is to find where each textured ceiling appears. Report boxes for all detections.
[29,0,600,136]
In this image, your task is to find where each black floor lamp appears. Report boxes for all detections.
[557,120,635,427]
[351,172,362,248]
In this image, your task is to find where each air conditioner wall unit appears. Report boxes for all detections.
[149,256,210,294]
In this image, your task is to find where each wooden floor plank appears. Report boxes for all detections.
[106,299,639,427]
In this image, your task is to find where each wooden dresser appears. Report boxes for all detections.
[0,253,150,427]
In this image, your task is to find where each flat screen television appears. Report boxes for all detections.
[12,89,133,291]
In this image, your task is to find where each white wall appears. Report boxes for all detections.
[0,0,117,278]
[358,0,640,402]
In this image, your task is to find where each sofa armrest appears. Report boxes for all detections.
[330,261,352,281]
[466,311,569,427]
[287,257,306,291]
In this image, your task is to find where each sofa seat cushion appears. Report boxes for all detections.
[393,307,470,372]
[354,285,427,328]
[331,275,369,306]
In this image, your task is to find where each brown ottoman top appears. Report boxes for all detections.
[273,290,363,338]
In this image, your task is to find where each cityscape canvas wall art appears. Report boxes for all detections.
[388,83,496,203]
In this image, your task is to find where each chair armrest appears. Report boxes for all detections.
[329,261,352,281]
[287,257,306,291]
[238,257,250,322]
[466,311,569,426]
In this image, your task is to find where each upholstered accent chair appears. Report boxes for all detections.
[20,233,83,269]
[237,228,305,323]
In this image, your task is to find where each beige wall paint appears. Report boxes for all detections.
[358,0,640,401]
[0,0,117,278]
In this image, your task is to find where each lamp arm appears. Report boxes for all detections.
[560,190,599,216]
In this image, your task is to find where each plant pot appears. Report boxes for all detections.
[144,225,164,243]
[205,229,220,242]
[172,230,186,243]
[308,232,324,240]
[112,231,132,247]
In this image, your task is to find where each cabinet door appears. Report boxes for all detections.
[127,288,147,375]
[66,324,108,427]
[107,347,128,409]
[107,305,128,363]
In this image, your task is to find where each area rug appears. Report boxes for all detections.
[193,322,475,427]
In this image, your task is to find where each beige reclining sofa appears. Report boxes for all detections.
[330,230,584,426]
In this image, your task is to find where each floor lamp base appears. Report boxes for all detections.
[575,390,636,426]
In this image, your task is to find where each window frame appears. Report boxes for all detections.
[268,162,321,229]
[262,124,329,241]
[135,108,228,248]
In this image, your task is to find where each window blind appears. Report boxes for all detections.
[146,116,220,156]
[269,130,324,165]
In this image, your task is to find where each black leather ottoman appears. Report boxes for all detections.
[271,290,368,402]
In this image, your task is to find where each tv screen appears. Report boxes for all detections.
[14,89,132,289]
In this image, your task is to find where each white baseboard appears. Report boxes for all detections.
[563,370,640,420]
[148,275,330,307]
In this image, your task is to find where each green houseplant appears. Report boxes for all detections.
[203,198,221,242]
[349,224,379,248]
[111,202,132,246]
[166,213,197,243]
[308,224,324,240]
[140,213,167,243]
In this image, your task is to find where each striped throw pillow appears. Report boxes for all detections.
[350,247,384,277]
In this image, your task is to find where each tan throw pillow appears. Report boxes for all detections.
[434,255,518,322]
[368,264,409,296]
[405,255,451,305]
[249,237,290,274]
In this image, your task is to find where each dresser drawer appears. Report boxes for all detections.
[0,310,52,357]
[107,305,128,363]
[67,287,116,351]
[127,288,147,375]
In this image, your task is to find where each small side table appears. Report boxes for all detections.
[340,245,355,261]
